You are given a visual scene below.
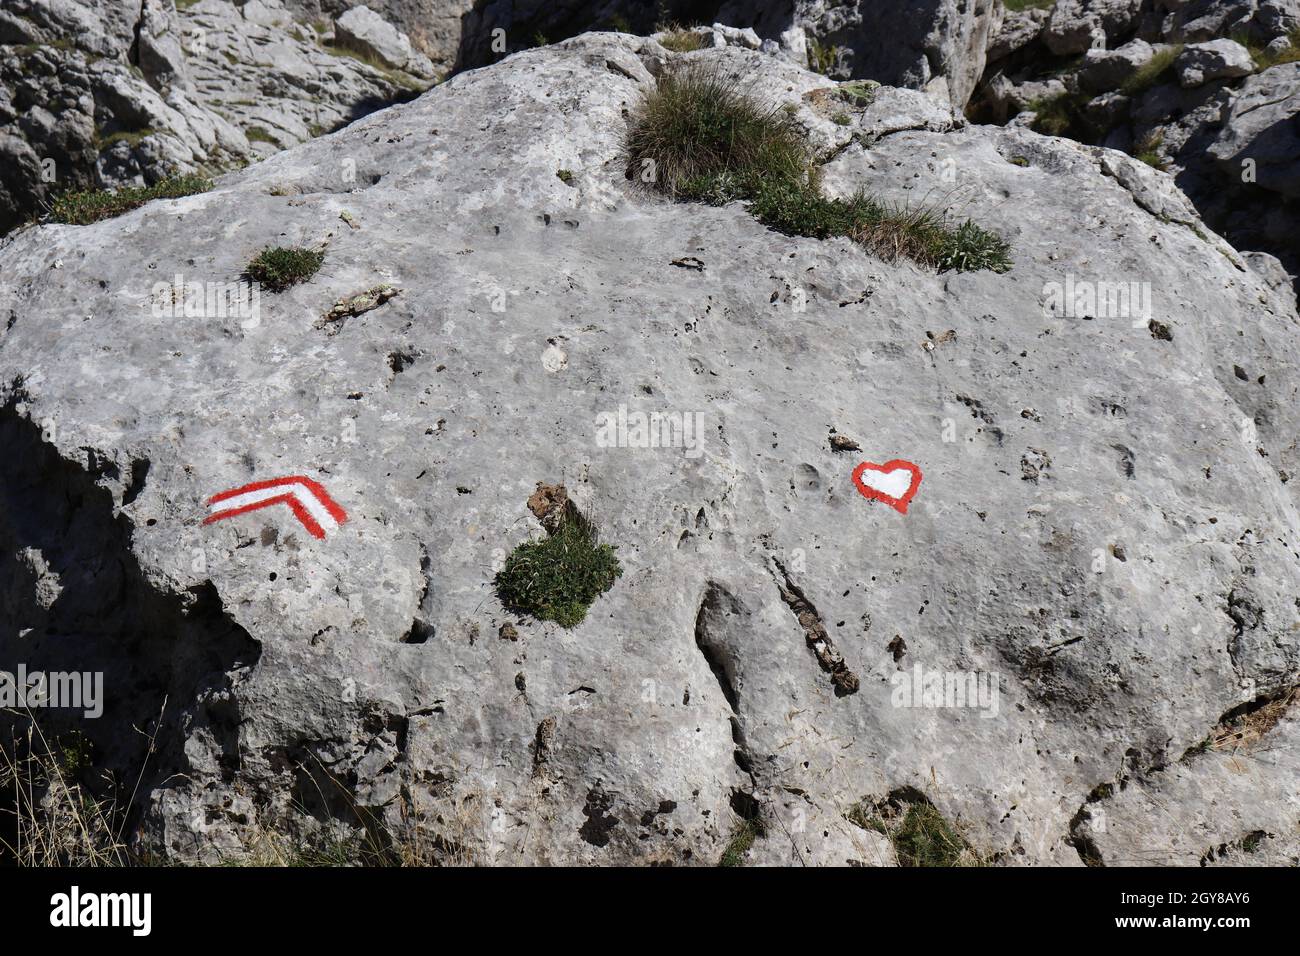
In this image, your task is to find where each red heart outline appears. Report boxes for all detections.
[851,459,923,514]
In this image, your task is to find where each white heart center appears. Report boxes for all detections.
[858,468,912,500]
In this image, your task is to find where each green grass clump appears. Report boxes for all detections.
[657,24,706,53]
[893,803,967,867]
[1120,44,1183,96]
[494,510,622,629]
[626,67,810,199]
[1234,28,1300,69]
[838,80,878,107]
[1029,90,1088,137]
[807,37,840,75]
[719,819,763,866]
[933,219,1014,273]
[1260,30,1300,67]
[97,127,155,149]
[847,794,982,866]
[49,174,213,225]
[626,67,1011,273]
[245,126,278,145]
[1003,0,1056,11]
[321,40,429,92]
[245,246,324,292]
[1133,129,1167,170]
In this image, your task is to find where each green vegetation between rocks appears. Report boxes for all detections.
[657,24,706,53]
[807,37,840,75]
[892,803,968,867]
[837,79,878,107]
[848,795,980,866]
[49,174,214,225]
[1028,90,1088,138]
[1234,27,1300,69]
[1003,0,1057,11]
[245,126,278,145]
[97,127,155,149]
[1133,129,1167,170]
[320,40,428,92]
[245,246,325,292]
[494,509,622,629]
[625,67,1011,273]
[718,818,764,866]
[1120,43,1183,96]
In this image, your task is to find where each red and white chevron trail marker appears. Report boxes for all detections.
[203,476,348,540]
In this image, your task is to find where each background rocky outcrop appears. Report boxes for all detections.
[1,31,1297,865]
[286,1,1010,111]
[973,0,1300,289]
[0,0,434,235]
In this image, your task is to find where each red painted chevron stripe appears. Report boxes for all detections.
[203,475,347,540]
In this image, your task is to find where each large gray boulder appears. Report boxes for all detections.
[1176,37,1256,86]
[333,3,434,76]
[1044,0,1144,54]
[1208,61,1300,196]
[2,33,1297,866]
[987,5,1051,63]
[1079,38,1156,92]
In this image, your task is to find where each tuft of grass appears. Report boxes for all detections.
[626,67,1011,272]
[321,40,429,92]
[807,37,840,76]
[626,67,811,200]
[892,803,967,867]
[49,174,213,225]
[932,219,1013,273]
[838,79,878,107]
[1120,44,1183,96]
[657,23,706,53]
[846,801,888,834]
[831,111,851,126]
[2,707,166,867]
[1003,0,1056,10]
[1235,28,1300,69]
[1133,129,1167,170]
[245,246,324,292]
[245,126,278,145]
[719,818,763,866]
[494,509,622,629]
[1029,90,1088,137]
[848,792,983,866]
[98,127,155,149]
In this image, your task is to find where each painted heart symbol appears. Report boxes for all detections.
[851,459,923,514]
